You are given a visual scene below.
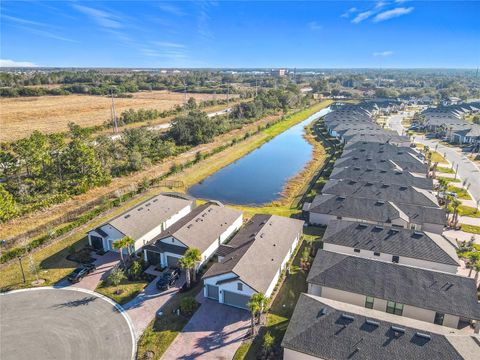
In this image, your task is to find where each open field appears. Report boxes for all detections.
[0,90,232,142]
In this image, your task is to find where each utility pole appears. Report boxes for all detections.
[110,89,118,134]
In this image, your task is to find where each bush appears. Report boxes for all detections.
[180,296,197,315]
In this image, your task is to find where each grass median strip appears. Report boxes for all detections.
[460,224,480,235]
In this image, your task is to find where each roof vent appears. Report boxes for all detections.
[381,184,389,188]
[416,332,431,340]
[145,203,151,207]
[391,326,405,334]
[341,314,355,321]
[318,308,328,317]
[365,182,373,186]
[366,319,379,327]
[356,223,368,229]
[137,207,144,211]
[380,170,387,173]
[353,167,361,171]
[153,199,158,202]
[375,200,385,206]
[124,214,131,219]
[336,196,346,201]
[399,186,407,191]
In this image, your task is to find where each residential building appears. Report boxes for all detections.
[87,193,194,253]
[202,214,304,309]
[142,202,243,269]
[282,294,479,360]
[307,250,480,329]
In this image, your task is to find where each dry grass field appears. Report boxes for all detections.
[0,90,232,142]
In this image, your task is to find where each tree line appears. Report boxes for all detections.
[0,87,306,222]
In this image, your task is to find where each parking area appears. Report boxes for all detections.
[124,272,186,336]
[161,299,250,360]
[0,287,135,360]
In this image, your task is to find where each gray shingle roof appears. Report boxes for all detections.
[307,250,480,320]
[100,194,194,240]
[203,214,304,293]
[282,294,470,360]
[322,179,438,208]
[323,220,459,266]
[148,203,242,253]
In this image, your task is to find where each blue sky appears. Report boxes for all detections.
[1,1,479,68]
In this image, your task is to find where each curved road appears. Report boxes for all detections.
[0,287,135,360]
[387,112,480,202]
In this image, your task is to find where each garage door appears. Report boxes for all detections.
[167,255,179,268]
[146,250,161,265]
[223,291,250,310]
[206,285,219,300]
[90,236,104,250]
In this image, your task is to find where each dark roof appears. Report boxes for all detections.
[307,250,480,320]
[93,227,108,237]
[282,294,467,360]
[329,167,433,189]
[204,214,304,293]
[323,220,458,266]
[143,242,186,256]
[334,156,426,173]
[322,179,438,208]
[216,244,237,257]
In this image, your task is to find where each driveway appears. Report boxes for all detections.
[124,272,186,337]
[387,112,480,202]
[161,299,250,360]
[0,287,135,360]
[56,251,120,290]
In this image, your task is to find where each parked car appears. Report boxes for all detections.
[67,263,96,283]
[156,268,181,290]
[438,191,458,199]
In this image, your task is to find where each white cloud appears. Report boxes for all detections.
[373,51,394,57]
[0,59,39,67]
[352,11,374,24]
[373,7,414,22]
[2,14,47,27]
[72,4,122,29]
[152,41,185,48]
[308,21,323,30]
[341,7,357,18]
[157,3,185,16]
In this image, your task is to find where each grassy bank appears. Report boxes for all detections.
[0,101,331,292]
[461,224,480,235]
[96,279,148,305]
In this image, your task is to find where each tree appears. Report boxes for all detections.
[112,238,127,267]
[129,259,143,280]
[179,255,194,289]
[247,293,268,336]
[184,248,201,283]
[449,198,462,227]
[180,296,197,315]
[107,267,126,294]
[0,184,18,222]
[262,331,275,357]
[122,236,135,258]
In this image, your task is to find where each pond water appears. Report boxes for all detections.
[188,107,331,205]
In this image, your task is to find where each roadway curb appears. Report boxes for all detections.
[1,286,137,360]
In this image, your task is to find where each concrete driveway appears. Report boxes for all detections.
[124,272,186,337]
[0,287,135,360]
[55,251,120,290]
[161,299,250,360]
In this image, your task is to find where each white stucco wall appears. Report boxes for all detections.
[284,348,323,360]
[323,243,458,273]
[203,272,256,303]
[422,222,444,235]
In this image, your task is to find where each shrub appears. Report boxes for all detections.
[180,296,197,315]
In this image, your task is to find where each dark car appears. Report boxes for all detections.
[156,268,181,290]
[67,263,96,283]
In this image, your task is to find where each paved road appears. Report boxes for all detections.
[124,273,186,337]
[387,113,480,202]
[161,299,250,360]
[0,287,134,360]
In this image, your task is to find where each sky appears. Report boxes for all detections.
[1,0,479,68]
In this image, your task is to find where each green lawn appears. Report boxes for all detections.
[437,176,461,183]
[437,166,455,174]
[136,278,204,360]
[447,185,472,200]
[235,236,318,359]
[431,151,448,164]
[457,205,480,218]
[460,224,480,235]
[96,279,148,305]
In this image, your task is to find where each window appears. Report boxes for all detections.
[434,312,444,325]
[237,283,243,291]
[354,248,360,253]
[365,296,374,309]
[386,301,404,316]
[374,252,380,257]
[392,255,400,263]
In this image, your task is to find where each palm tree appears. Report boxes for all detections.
[184,248,201,283]
[247,293,268,336]
[450,198,461,227]
[122,236,135,258]
[112,238,127,266]
[438,178,449,194]
[179,256,194,289]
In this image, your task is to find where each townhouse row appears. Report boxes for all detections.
[283,101,479,360]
